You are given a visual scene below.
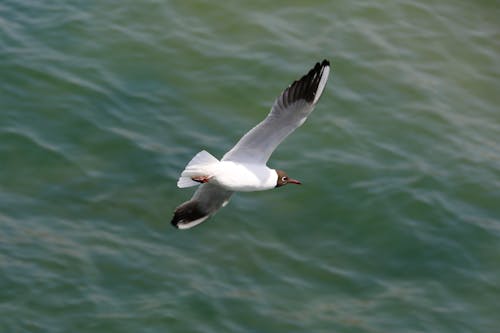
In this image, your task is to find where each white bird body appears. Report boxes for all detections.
[177,150,278,191]
[212,162,278,192]
[172,60,331,229]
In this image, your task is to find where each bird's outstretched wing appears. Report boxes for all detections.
[171,183,233,229]
[222,60,330,164]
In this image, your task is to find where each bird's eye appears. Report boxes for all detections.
[281,176,288,182]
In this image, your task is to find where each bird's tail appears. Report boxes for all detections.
[177,150,219,188]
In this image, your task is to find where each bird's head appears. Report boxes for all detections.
[275,169,301,187]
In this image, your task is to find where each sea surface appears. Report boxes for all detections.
[1,1,499,332]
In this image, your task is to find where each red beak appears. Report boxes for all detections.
[288,178,301,185]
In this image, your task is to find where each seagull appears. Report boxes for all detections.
[172,60,331,229]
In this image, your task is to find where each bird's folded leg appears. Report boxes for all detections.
[191,176,211,184]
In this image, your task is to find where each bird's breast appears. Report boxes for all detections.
[211,162,277,192]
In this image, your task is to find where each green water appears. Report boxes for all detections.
[1,1,499,332]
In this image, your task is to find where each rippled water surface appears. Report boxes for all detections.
[1,1,499,332]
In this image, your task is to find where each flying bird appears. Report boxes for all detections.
[172,60,331,229]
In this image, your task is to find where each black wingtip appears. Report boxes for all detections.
[171,219,180,229]
[282,59,330,107]
[171,200,210,230]
[309,59,330,75]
